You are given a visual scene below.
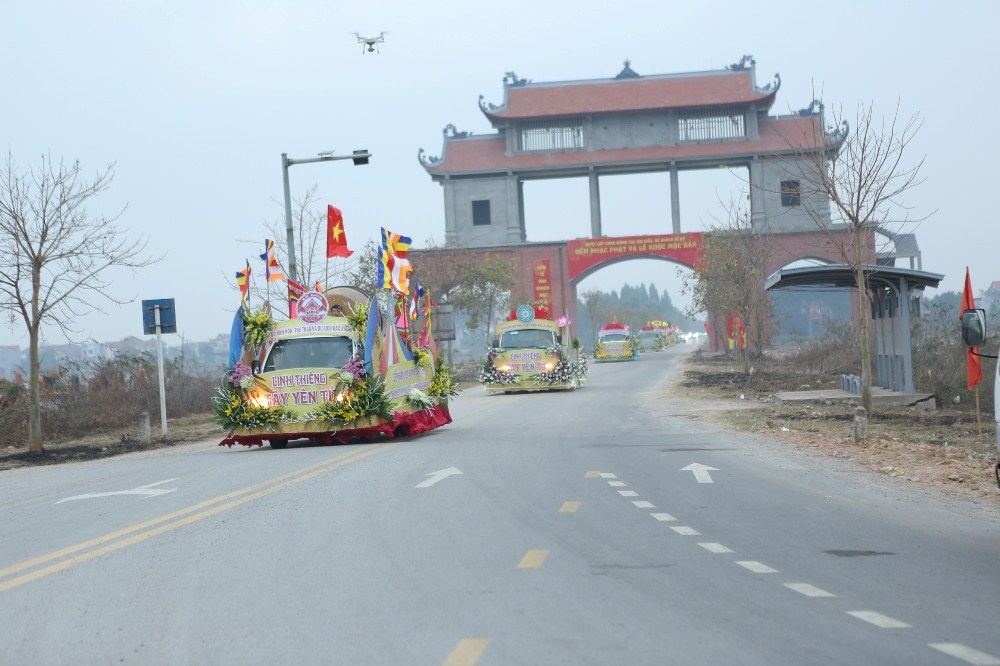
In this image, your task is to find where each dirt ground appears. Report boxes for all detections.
[3,356,999,509]
[671,351,1000,507]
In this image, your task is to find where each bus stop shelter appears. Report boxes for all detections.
[765,264,943,395]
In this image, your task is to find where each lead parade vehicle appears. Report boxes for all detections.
[215,285,456,448]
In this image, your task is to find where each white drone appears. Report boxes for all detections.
[353,32,385,53]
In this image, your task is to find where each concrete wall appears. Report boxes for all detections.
[443,176,524,247]
[588,112,673,150]
[754,155,833,233]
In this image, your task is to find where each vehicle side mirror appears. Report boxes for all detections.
[961,308,987,347]
[251,360,261,374]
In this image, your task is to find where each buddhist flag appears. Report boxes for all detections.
[326,205,353,258]
[377,227,413,294]
[961,267,982,390]
[236,260,251,302]
[260,239,286,282]
[287,278,307,319]
[409,281,424,321]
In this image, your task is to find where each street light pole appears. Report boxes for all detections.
[281,149,371,283]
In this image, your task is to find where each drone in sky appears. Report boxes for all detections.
[353,32,385,54]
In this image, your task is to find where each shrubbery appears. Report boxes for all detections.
[0,352,219,449]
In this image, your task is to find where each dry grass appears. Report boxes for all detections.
[676,352,999,505]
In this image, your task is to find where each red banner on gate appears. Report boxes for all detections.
[566,233,704,281]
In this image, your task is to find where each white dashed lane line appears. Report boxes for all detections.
[929,643,1000,665]
[784,583,836,598]
[590,472,1000,666]
[736,560,778,574]
[846,611,910,629]
[669,526,701,536]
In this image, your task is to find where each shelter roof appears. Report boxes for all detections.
[765,264,944,293]
[422,115,823,177]
[483,68,778,122]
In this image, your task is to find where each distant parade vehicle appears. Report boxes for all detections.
[480,304,588,394]
[636,320,681,352]
[593,318,640,362]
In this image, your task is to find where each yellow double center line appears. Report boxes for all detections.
[0,443,397,593]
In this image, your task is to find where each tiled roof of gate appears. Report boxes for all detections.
[483,69,777,122]
[423,115,824,176]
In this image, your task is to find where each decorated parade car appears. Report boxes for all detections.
[215,285,456,448]
[479,304,588,394]
[636,320,678,352]
[593,318,640,362]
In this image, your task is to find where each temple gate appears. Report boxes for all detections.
[412,57,921,348]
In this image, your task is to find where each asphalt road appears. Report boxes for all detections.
[1,345,998,665]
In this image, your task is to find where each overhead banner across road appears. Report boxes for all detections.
[566,233,704,281]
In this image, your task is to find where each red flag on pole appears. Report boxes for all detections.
[326,205,353,259]
[287,278,307,319]
[961,267,983,390]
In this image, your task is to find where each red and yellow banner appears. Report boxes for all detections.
[532,259,552,311]
[566,233,703,280]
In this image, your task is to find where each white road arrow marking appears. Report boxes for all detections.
[681,463,718,484]
[415,467,463,488]
[56,479,179,504]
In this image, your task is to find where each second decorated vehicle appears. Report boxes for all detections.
[480,304,588,394]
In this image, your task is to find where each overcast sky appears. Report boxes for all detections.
[2,0,996,347]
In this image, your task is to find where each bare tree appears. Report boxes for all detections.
[266,184,354,290]
[682,194,772,372]
[791,102,928,411]
[449,256,514,347]
[0,152,158,453]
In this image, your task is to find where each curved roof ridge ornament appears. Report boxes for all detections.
[442,124,472,139]
[826,120,850,144]
[478,94,500,113]
[759,72,781,93]
[615,59,640,79]
[503,71,530,87]
[417,148,442,167]
[728,54,756,71]
[798,99,825,116]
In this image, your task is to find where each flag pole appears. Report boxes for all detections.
[975,385,984,451]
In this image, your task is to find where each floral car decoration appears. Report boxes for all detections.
[216,280,456,448]
[594,318,640,362]
[636,320,679,352]
[480,304,587,393]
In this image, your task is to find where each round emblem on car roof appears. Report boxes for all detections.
[297,290,329,324]
[516,304,535,323]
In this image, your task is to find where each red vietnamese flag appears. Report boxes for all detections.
[961,267,982,390]
[326,205,353,259]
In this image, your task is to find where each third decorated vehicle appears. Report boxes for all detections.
[594,318,640,362]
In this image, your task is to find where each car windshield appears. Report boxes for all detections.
[499,328,555,349]
[600,333,629,342]
[263,336,354,372]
